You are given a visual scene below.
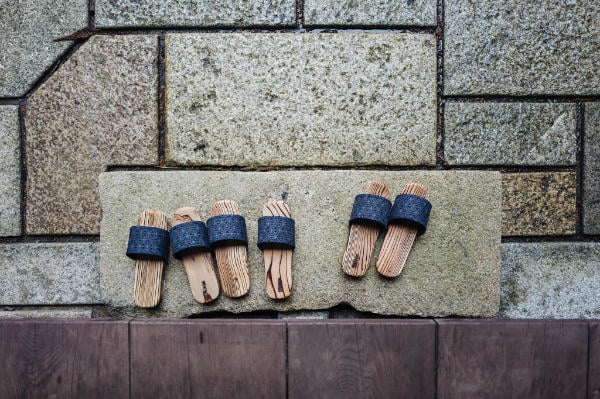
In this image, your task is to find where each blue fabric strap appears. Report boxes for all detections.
[389,194,432,235]
[257,216,295,250]
[206,214,248,246]
[169,221,210,260]
[126,226,170,261]
[349,193,392,229]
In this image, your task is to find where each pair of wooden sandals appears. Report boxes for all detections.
[126,200,295,308]
[342,181,432,278]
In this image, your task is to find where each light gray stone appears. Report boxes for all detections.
[444,0,600,95]
[304,0,436,27]
[0,243,100,305]
[445,103,577,165]
[0,0,88,96]
[26,35,158,235]
[501,243,600,319]
[0,307,92,318]
[165,33,437,167]
[95,0,295,27]
[100,170,501,317]
[278,311,329,319]
[0,106,21,237]
[584,103,600,234]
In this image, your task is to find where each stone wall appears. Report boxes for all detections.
[0,0,598,318]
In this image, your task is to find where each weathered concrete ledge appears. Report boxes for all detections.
[100,170,501,317]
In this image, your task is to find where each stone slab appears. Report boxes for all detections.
[303,0,436,27]
[584,103,600,234]
[500,243,600,318]
[0,307,93,318]
[277,311,329,319]
[100,170,501,317]
[0,106,21,237]
[165,33,437,167]
[444,0,600,95]
[0,0,87,96]
[0,243,99,305]
[502,173,576,236]
[95,0,295,27]
[444,103,577,166]
[26,35,158,235]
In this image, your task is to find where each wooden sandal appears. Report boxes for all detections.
[258,201,295,299]
[376,183,432,278]
[342,181,391,277]
[207,200,250,298]
[126,209,170,308]
[171,207,220,304]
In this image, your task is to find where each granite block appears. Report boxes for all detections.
[584,103,600,234]
[25,35,158,235]
[445,102,577,165]
[501,243,600,318]
[100,170,501,317]
[444,0,600,95]
[0,307,93,318]
[0,106,21,237]
[0,243,99,305]
[303,0,436,27]
[502,173,576,236]
[95,0,295,27]
[0,0,87,96]
[165,33,437,167]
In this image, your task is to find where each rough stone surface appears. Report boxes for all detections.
[278,311,329,319]
[444,103,577,166]
[0,307,92,318]
[165,33,436,167]
[444,0,600,95]
[584,103,600,234]
[100,170,501,317]
[0,0,87,96]
[0,106,21,237]
[502,173,576,236]
[303,0,436,27]
[26,35,158,235]
[501,243,600,318]
[95,0,295,27]
[0,243,99,305]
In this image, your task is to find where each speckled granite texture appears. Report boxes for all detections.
[501,243,600,319]
[502,173,576,236]
[0,0,87,96]
[444,0,600,95]
[100,170,501,317]
[25,35,158,235]
[165,33,437,167]
[0,243,99,305]
[584,103,600,234]
[95,0,295,27]
[0,106,21,237]
[0,307,93,318]
[303,0,436,26]
[445,103,577,166]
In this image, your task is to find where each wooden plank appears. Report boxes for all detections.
[288,320,436,399]
[437,319,588,399]
[130,320,286,398]
[0,319,129,399]
[590,321,600,399]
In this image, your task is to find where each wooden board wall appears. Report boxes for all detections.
[0,318,596,398]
